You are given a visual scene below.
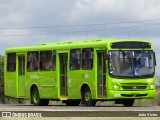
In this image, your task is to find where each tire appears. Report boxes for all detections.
[123,99,134,107]
[81,87,96,106]
[65,100,80,106]
[31,87,49,106]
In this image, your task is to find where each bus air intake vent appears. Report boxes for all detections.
[121,94,148,97]
[121,83,148,90]
[122,86,147,90]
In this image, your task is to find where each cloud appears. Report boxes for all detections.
[0,0,30,25]
[68,0,160,24]
[0,28,33,54]
[0,0,160,55]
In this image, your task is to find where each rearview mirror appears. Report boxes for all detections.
[105,53,109,60]
[153,52,156,66]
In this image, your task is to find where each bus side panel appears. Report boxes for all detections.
[25,71,58,99]
[68,71,82,99]
[5,72,17,97]
[68,70,96,99]
[38,71,58,99]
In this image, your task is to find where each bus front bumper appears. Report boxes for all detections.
[107,89,156,99]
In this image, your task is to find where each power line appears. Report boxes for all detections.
[1,22,160,37]
[1,18,160,29]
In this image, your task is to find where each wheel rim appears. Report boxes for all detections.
[85,92,92,102]
[33,90,39,104]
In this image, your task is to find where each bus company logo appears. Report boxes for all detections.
[2,112,12,117]
[30,74,39,79]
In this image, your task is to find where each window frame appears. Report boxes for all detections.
[40,50,52,71]
[70,49,81,70]
[52,50,56,71]
[27,51,39,72]
[7,53,16,72]
[82,48,94,70]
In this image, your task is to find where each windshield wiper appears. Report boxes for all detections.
[136,50,144,61]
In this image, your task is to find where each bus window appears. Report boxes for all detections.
[7,53,16,72]
[82,48,93,70]
[40,51,52,71]
[27,52,39,71]
[52,50,56,71]
[70,49,81,70]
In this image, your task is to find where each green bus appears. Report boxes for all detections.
[4,38,156,106]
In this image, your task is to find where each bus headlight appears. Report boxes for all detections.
[149,83,154,89]
[112,83,120,90]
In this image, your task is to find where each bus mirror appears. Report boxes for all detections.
[153,52,156,66]
[105,53,109,60]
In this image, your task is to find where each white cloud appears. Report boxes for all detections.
[0,0,160,55]
[68,0,160,22]
[0,29,32,47]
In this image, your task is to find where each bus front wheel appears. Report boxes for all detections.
[31,87,49,106]
[81,87,96,106]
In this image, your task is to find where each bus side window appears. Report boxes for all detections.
[70,49,81,70]
[52,50,56,71]
[27,52,39,71]
[7,53,16,72]
[82,48,93,70]
[40,51,52,71]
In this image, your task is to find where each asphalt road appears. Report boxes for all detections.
[0,104,160,111]
[0,105,160,117]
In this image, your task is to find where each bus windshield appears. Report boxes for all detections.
[109,50,155,78]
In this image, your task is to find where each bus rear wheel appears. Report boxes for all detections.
[31,87,49,106]
[81,87,96,106]
[123,99,134,107]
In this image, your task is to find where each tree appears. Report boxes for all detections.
[0,55,4,103]
[0,55,4,85]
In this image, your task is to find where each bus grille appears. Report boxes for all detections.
[121,83,148,90]
[121,94,148,97]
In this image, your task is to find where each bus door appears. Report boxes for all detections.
[59,53,68,97]
[97,51,106,97]
[18,55,26,97]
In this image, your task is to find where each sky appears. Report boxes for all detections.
[0,0,160,84]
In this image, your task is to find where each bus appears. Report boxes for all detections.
[4,38,156,106]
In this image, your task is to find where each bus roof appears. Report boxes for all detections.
[5,38,152,53]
